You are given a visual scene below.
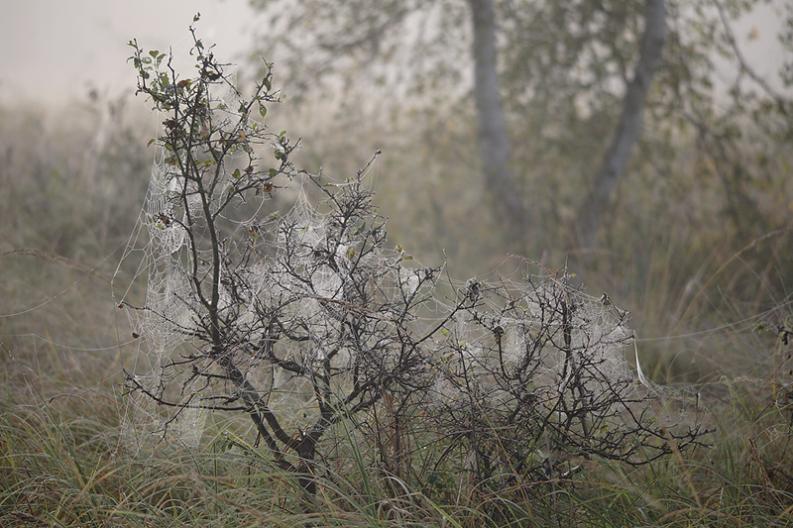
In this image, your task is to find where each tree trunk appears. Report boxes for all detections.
[577,0,667,249]
[467,0,529,245]
[296,440,317,495]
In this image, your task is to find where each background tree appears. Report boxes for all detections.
[468,0,528,241]
[576,0,667,248]
[249,0,788,256]
[250,0,529,245]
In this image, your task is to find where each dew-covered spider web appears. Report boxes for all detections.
[112,135,447,451]
[113,135,697,455]
[114,153,208,452]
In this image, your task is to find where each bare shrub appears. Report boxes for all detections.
[428,275,707,487]
[119,18,467,494]
[119,19,706,499]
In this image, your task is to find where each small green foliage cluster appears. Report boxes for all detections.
[127,13,294,207]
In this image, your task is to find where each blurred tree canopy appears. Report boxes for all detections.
[248,0,792,297]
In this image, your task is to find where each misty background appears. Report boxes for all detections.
[0,0,784,105]
[1,0,792,391]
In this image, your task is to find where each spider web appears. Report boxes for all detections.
[113,129,692,455]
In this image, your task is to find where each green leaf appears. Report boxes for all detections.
[258,105,267,118]
[232,168,241,179]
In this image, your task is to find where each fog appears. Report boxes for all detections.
[0,0,255,105]
[0,0,786,105]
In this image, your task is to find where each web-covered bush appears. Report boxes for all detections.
[118,17,463,493]
[429,276,706,484]
[118,18,705,497]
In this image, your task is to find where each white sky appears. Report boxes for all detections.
[0,0,787,106]
[0,0,257,105]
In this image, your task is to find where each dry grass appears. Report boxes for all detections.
[2,97,793,526]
